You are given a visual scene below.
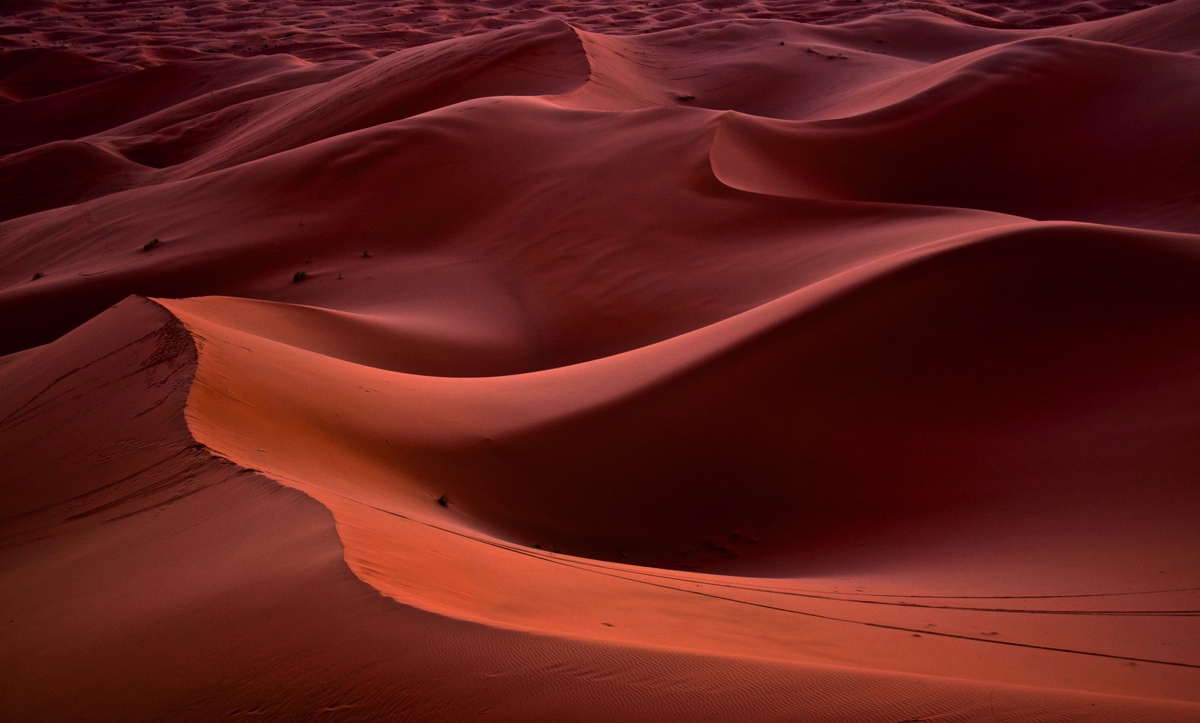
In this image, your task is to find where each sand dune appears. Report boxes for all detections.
[711,36,1200,230]
[2,1,1199,720]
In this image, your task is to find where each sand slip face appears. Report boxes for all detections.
[2,1,1200,720]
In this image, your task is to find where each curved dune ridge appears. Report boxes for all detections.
[2,1,1200,720]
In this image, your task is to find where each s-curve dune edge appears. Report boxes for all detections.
[2,1,1199,720]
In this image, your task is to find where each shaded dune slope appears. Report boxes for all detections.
[3,1,1200,719]
[2,299,1196,720]
[7,296,1090,722]
[167,223,1200,574]
[711,36,1200,231]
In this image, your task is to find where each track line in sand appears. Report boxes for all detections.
[336,495,1200,670]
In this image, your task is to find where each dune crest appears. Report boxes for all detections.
[2,1,1199,719]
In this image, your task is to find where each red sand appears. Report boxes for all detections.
[2,1,1199,720]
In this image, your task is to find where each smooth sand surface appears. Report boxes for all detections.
[2,1,1199,720]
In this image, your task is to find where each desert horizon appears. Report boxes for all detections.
[2,0,1199,720]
